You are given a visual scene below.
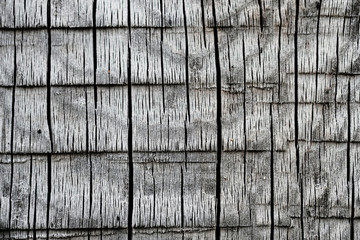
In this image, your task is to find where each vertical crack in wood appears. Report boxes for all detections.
[315,0,322,101]
[9,27,16,234]
[242,38,247,191]
[93,0,98,152]
[182,0,190,121]
[46,153,51,239]
[160,0,165,112]
[257,0,264,31]
[27,155,33,236]
[46,1,53,237]
[334,32,339,106]
[84,43,93,233]
[277,0,282,101]
[33,182,37,239]
[93,0,98,108]
[270,104,274,240]
[211,0,221,238]
[127,0,133,238]
[348,81,354,240]
[182,2,190,230]
[257,36,261,66]
[180,165,184,229]
[294,0,303,239]
[200,0,207,46]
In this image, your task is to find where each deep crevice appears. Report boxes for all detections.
[315,0,322,101]
[180,165,185,229]
[277,0,282,101]
[127,0,134,238]
[242,39,247,191]
[33,182,37,239]
[182,0,191,121]
[46,154,51,239]
[335,32,339,106]
[270,105,274,240]
[46,1,53,238]
[27,155,33,234]
[200,0,207,46]
[294,0,303,239]
[9,27,17,233]
[93,0,98,108]
[257,0,264,31]
[211,0,222,239]
[348,81,354,240]
[93,0,98,153]
[160,0,165,112]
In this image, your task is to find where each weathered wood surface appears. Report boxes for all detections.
[0,0,360,239]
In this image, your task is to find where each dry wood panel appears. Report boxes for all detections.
[51,30,94,86]
[13,88,51,153]
[0,155,48,230]
[1,0,360,239]
[0,31,15,87]
[0,88,12,153]
[49,154,128,229]
[51,0,93,27]
[96,28,128,85]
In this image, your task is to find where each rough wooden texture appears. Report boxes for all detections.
[1,0,360,239]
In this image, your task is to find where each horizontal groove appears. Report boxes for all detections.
[288,72,360,76]
[0,83,190,88]
[0,149,292,156]
[2,140,360,157]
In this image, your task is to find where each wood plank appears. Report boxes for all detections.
[49,154,91,229]
[131,28,161,85]
[220,227,271,240]
[130,0,161,27]
[133,162,182,228]
[298,103,348,142]
[10,155,48,230]
[96,0,128,27]
[133,153,216,228]
[300,142,351,238]
[51,0,93,27]
[0,155,48,230]
[49,154,128,229]
[51,29,94,86]
[14,0,47,28]
[0,155,11,229]
[183,162,216,227]
[90,86,128,152]
[0,88,12,153]
[185,30,217,151]
[0,31,15,87]
[272,102,301,234]
[132,85,186,152]
[96,28,128,85]
[350,103,360,141]
[220,152,271,228]
[52,86,128,153]
[15,30,47,86]
[0,1,14,28]
[351,143,360,218]
[88,153,128,228]
[13,88,51,153]
[51,87,92,153]
[133,228,215,240]
[0,229,128,239]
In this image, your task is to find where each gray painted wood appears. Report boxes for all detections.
[1,0,360,239]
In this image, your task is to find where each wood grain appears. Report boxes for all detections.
[1,0,359,239]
